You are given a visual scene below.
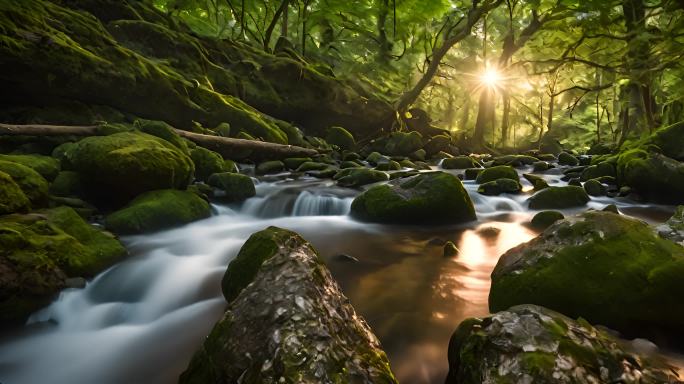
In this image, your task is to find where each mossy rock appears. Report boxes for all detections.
[410,148,427,161]
[325,126,355,150]
[651,121,684,161]
[464,168,483,180]
[350,171,476,225]
[528,186,589,209]
[207,172,255,202]
[190,147,228,182]
[296,161,329,172]
[375,160,401,171]
[620,153,684,204]
[424,135,451,157]
[69,132,194,205]
[475,165,518,184]
[583,179,606,196]
[283,157,312,170]
[399,159,417,168]
[335,168,389,188]
[0,206,127,325]
[445,304,678,384]
[490,211,684,340]
[51,142,78,169]
[442,156,478,170]
[558,152,579,166]
[0,171,30,214]
[384,131,423,156]
[0,160,49,207]
[49,171,84,197]
[0,154,60,181]
[529,210,564,230]
[492,154,537,167]
[657,206,684,244]
[522,173,548,191]
[183,226,397,383]
[366,151,390,166]
[477,179,521,196]
[105,189,211,235]
[532,161,552,172]
[135,119,189,152]
[255,160,285,175]
[580,162,616,181]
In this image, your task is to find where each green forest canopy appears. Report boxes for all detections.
[156,0,684,151]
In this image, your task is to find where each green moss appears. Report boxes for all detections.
[492,155,537,167]
[0,171,30,214]
[49,171,84,197]
[221,226,297,302]
[442,156,478,170]
[424,135,451,157]
[384,131,423,156]
[283,157,312,170]
[296,161,329,172]
[135,119,189,152]
[475,165,519,184]
[335,168,388,188]
[528,186,589,209]
[620,152,684,204]
[477,179,521,195]
[105,189,211,235]
[580,162,615,181]
[0,160,49,207]
[207,172,255,202]
[558,152,579,166]
[255,160,285,175]
[69,131,194,204]
[375,160,401,171]
[0,154,60,181]
[325,126,355,150]
[530,210,564,230]
[522,173,548,191]
[583,179,606,196]
[490,211,684,337]
[651,121,684,161]
[190,147,228,182]
[351,171,476,225]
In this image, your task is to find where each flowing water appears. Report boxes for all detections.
[0,166,678,384]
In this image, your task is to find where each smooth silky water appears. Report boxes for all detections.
[0,167,679,384]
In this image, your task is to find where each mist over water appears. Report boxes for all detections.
[0,169,676,384]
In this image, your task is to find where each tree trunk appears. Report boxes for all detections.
[281,0,288,37]
[263,0,289,51]
[376,0,392,64]
[472,88,494,148]
[500,91,510,147]
[0,123,318,161]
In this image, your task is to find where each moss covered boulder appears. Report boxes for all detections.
[49,171,84,197]
[651,121,684,161]
[283,157,312,170]
[522,173,549,191]
[190,147,228,182]
[528,186,589,209]
[69,132,194,204]
[384,131,423,156]
[475,165,519,184]
[442,156,479,170]
[490,211,684,339]
[325,126,355,150]
[619,152,684,204]
[558,152,579,166]
[477,179,521,196]
[0,171,30,214]
[0,154,60,181]
[350,171,476,225]
[207,172,255,202]
[424,134,451,157]
[0,207,127,325]
[375,160,401,171]
[335,167,389,188]
[105,190,211,235]
[584,179,606,196]
[446,304,679,384]
[0,160,49,207]
[581,162,616,181]
[255,160,285,175]
[180,227,397,383]
[530,210,564,230]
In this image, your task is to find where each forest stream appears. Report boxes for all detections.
[0,164,679,384]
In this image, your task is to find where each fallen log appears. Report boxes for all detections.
[0,123,318,161]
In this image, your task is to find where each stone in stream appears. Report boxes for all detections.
[105,189,211,235]
[445,304,680,384]
[558,151,579,166]
[522,173,549,191]
[477,178,521,195]
[350,171,476,225]
[529,210,564,230]
[441,156,479,170]
[583,178,606,196]
[207,172,256,202]
[325,126,356,150]
[443,241,459,257]
[532,160,553,172]
[657,205,684,245]
[580,162,616,181]
[490,211,684,341]
[475,165,519,184]
[335,167,389,188]
[0,207,127,325]
[180,227,397,383]
[527,186,589,209]
[618,151,684,204]
[190,146,235,182]
[255,160,286,175]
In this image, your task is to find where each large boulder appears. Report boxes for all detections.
[0,207,127,325]
[0,171,30,214]
[619,151,684,204]
[442,156,479,170]
[0,160,49,207]
[207,172,256,202]
[446,305,679,384]
[528,186,590,209]
[190,147,232,182]
[68,132,194,204]
[335,167,389,188]
[490,211,684,340]
[350,171,476,225]
[105,189,211,235]
[325,126,355,150]
[384,131,423,156]
[180,227,397,383]
[650,121,684,161]
[0,154,60,181]
[475,165,518,184]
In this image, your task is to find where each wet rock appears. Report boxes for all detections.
[325,126,355,150]
[256,160,286,175]
[584,179,606,196]
[190,147,233,182]
[442,156,479,170]
[65,277,87,289]
[0,207,127,325]
[69,132,194,205]
[581,162,616,181]
[529,210,564,230]
[475,165,519,184]
[334,168,388,188]
[477,179,521,195]
[366,151,391,166]
[657,206,684,245]
[180,227,397,383]
[375,160,401,171]
[0,171,30,214]
[351,171,476,225]
[295,161,329,173]
[532,161,552,172]
[619,151,684,204]
[522,173,549,191]
[445,304,680,384]
[49,171,84,198]
[410,148,427,161]
[424,134,451,157]
[399,159,417,169]
[528,186,589,209]
[105,189,211,235]
[558,151,579,166]
[384,131,423,156]
[477,227,501,241]
[388,170,419,180]
[443,241,459,257]
[342,151,362,162]
[493,154,538,167]
[464,168,484,180]
[490,211,684,340]
[207,172,256,202]
[0,154,60,181]
[0,159,49,208]
[602,204,619,214]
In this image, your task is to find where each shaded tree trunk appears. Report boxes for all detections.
[263,0,290,51]
[500,91,510,147]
